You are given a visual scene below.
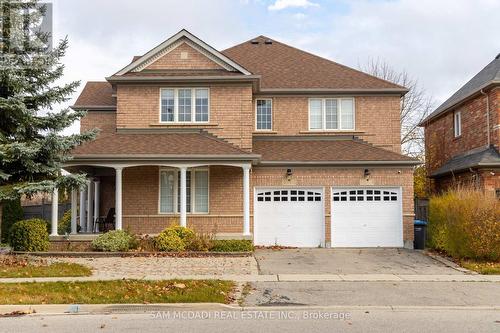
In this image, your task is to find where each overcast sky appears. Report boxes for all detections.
[51,0,500,134]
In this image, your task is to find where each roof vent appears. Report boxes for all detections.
[250,40,259,45]
[264,39,273,45]
[496,53,500,60]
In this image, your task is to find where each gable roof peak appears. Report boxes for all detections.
[113,29,251,76]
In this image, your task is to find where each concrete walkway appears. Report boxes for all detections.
[1,273,499,283]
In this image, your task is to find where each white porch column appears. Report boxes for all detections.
[93,179,100,232]
[50,187,58,236]
[79,186,86,232]
[242,165,251,236]
[179,166,187,227]
[70,188,77,234]
[86,180,93,233]
[115,167,123,230]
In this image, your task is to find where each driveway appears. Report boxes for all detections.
[254,248,464,275]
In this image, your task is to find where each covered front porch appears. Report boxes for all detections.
[51,129,260,239]
[52,162,253,238]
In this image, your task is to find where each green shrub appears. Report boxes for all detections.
[1,199,24,243]
[154,228,186,252]
[210,239,254,252]
[9,219,50,252]
[427,188,500,261]
[91,230,138,252]
[58,210,71,235]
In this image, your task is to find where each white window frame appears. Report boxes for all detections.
[158,167,209,214]
[308,97,355,131]
[159,88,210,124]
[454,111,462,137]
[255,98,273,131]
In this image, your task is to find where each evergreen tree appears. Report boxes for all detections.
[0,0,96,236]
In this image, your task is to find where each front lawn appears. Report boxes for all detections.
[460,261,500,275]
[0,280,234,304]
[0,262,91,278]
[0,255,91,278]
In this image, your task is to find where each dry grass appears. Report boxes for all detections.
[460,260,500,275]
[0,280,234,304]
[0,255,91,278]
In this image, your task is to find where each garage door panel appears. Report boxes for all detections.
[254,188,324,247]
[331,187,403,248]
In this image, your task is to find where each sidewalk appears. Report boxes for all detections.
[1,273,500,283]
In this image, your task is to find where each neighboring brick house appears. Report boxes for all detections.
[59,29,418,248]
[422,54,500,196]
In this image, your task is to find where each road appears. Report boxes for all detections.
[1,308,499,333]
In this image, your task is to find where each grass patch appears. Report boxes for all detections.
[460,260,500,275]
[0,262,92,278]
[0,280,234,304]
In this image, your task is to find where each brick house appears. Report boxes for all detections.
[422,54,500,196]
[56,30,419,248]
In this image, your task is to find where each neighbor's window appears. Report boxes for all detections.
[160,88,209,123]
[159,168,209,214]
[309,98,355,130]
[256,99,272,130]
[454,111,461,137]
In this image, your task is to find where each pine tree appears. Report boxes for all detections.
[0,0,96,237]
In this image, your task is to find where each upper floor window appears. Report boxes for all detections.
[160,88,209,123]
[256,99,272,130]
[309,98,354,130]
[454,111,461,137]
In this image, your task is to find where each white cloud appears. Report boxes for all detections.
[268,0,319,11]
[292,12,307,20]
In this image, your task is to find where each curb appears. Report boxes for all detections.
[12,251,253,258]
[424,252,474,274]
[2,303,500,316]
[1,274,500,284]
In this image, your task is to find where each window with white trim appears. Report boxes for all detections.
[256,99,272,130]
[309,98,355,130]
[159,168,209,213]
[160,88,209,123]
[454,111,461,137]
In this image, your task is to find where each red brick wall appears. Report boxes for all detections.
[425,87,499,175]
[253,95,402,153]
[116,84,253,150]
[109,165,413,245]
[79,111,116,138]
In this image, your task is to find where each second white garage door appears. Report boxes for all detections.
[254,188,324,247]
[331,187,403,247]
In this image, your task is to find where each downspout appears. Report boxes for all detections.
[480,89,491,147]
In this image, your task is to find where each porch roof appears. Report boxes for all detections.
[252,136,420,165]
[69,131,259,163]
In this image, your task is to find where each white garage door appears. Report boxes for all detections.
[254,188,324,247]
[331,187,403,247]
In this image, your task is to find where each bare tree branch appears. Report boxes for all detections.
[359,58,434,159]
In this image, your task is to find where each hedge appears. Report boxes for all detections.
[427,188,500,261]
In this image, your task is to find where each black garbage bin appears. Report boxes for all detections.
[414,220,427,249]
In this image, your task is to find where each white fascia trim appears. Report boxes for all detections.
[114,30,252,76]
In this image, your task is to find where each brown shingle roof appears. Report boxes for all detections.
[222,36,406,91]
[71,131,257,159]
[73,82,115,108]
[252,137,418,163]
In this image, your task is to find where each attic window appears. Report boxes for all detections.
[180,51,188,59]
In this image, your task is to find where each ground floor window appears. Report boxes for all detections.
[159,168,209,214]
